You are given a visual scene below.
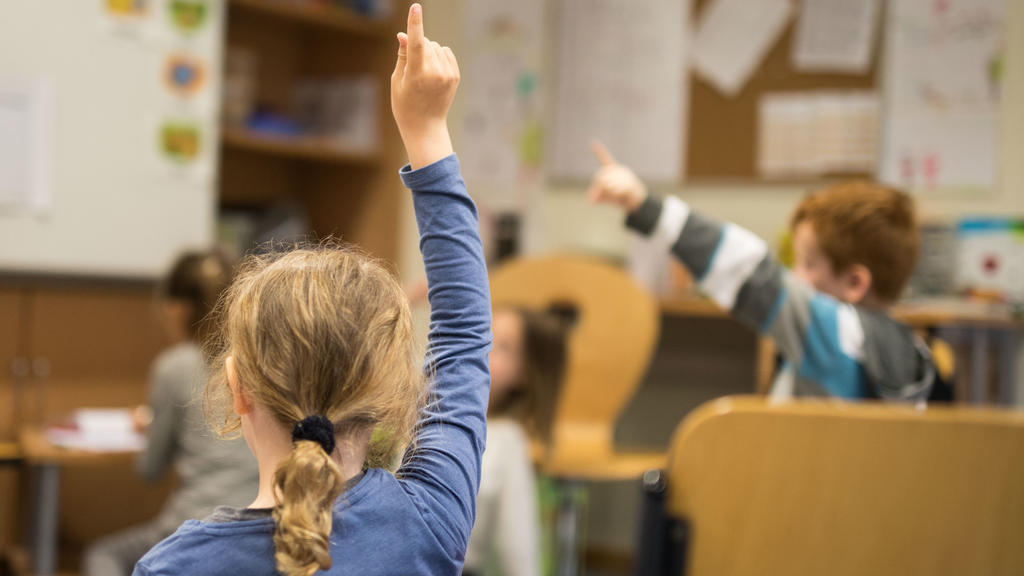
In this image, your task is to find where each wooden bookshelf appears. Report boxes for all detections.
[221,1,409,263]
[229,0,391,38]
[222,128,380,165]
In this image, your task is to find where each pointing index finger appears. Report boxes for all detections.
[407,3,424,55]
[591,140,616,167]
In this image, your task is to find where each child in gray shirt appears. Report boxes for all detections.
[83,251,258,576]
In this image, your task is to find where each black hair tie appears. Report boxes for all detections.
[291,415,336,454]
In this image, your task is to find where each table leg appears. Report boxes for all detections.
[998,330,1018,406]
[30,463,59,576]
[970,329,989,404]
[556,479,585,576]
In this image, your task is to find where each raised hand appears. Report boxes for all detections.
[391,3,460,169]
[586,141,647,212]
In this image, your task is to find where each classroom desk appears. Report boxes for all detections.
[20,426,139,576]
[662,296,1024,404]
[891,299,1022,404]
[0,442,20,465]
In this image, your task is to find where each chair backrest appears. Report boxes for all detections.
[490,255,660,459]
[664,396,1024,576]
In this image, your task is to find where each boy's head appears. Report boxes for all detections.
[790,181,919,308]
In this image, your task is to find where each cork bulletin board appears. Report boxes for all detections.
[685,0,886,182]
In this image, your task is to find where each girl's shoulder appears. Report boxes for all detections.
[136,518,275,575]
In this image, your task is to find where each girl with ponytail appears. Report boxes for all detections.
[135,5,490,575]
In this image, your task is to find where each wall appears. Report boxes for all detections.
[402,0,1024,278]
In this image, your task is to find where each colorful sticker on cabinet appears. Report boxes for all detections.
[105,0,150,18]
[159,122,201,163]
[168,0,208,35]
[164,54,206,97]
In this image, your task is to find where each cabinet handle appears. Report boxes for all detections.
[32,357,51,379]
[10,356,30,379]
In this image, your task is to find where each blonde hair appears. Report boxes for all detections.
[205,243,427,576]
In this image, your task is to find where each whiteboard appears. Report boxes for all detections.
[0,0,223,278]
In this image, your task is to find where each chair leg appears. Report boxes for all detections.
[556,479,586,576]
[634,470,667,576]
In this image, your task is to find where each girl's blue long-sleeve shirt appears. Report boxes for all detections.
[134,154,492,576]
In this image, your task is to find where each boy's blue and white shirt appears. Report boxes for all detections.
[134,154,492,576]
[627,195,934,401]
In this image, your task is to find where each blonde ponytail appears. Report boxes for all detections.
[272,439,345,576]
[204,245,429,573]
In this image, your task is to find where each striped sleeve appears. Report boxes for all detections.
[626,195,867,398]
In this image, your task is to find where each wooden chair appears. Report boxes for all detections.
[490,254,663,478]
[490,255,662,575]
[637,396,1024,576]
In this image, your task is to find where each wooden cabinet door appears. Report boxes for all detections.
[0,287,26,441]
[26,285,165,422]
[22,284,174,554]
[0,287,26,553]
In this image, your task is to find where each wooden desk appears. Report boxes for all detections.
[662,296,1024,404]
[893,299,1022,404]
[20,426,138,576]
[0,442,20,465]
[663,295,1024,329]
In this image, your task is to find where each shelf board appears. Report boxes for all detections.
[222,128,380,165]
[229,0,392,38]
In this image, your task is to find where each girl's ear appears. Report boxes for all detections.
[226,356,253,416]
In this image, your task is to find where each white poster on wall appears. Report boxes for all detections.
[0,77,51,213]
[458,0,545,196]
[550,0,688,183]
[792,0,880,73]
[691,0,791,96]
[758,90,880,177]
[880,0,1005,190]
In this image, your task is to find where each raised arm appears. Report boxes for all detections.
[588,142,875,398]
[391,4,493,556]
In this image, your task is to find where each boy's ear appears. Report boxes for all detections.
[840,264,873,305]
[226,356,253,416]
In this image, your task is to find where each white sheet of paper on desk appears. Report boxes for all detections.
[880,0,1004,190]
[550,0,688,183]
[76,408,134,435]
[691,0,792,96]
[758,91,879,177]
[792,0,880,73]
[47,408,145,453]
